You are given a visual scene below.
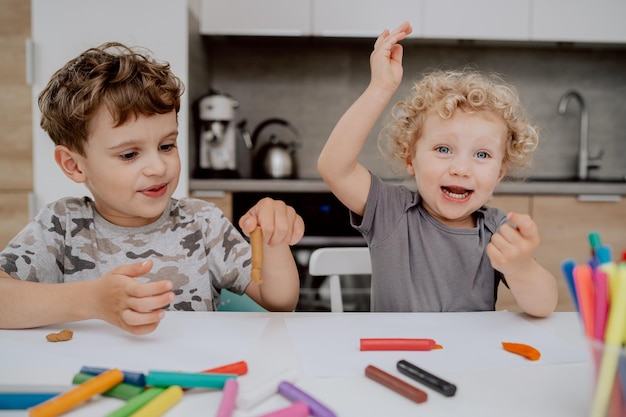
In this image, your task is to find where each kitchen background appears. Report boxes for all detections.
[203,36,626,181]
[1,0,625,313]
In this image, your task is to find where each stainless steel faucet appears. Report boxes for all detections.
[557,89,602,180]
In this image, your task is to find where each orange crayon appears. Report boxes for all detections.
[28,368,123,417]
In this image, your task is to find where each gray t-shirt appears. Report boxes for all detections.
[351,174,507,312]
[0,197,252,311]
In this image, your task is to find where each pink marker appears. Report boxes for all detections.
[593,269,609,341]
[215,379,238,417]
[256,402,310,417]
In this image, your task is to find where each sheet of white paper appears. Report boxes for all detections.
[0,312,269,385]
[284,311,590,378]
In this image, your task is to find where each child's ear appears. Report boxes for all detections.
[404,149,416,176]
[54,146,86,183]
[496,162,508,183]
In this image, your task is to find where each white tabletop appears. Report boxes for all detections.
[0,311,592,417]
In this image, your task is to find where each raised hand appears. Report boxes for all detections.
[370,21,413,90]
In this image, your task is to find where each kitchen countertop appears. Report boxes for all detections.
[190,178,626,196]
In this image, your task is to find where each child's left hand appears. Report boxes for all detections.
[486,212,540,277]
[238,197,304,246]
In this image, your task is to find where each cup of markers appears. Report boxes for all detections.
[561,232,626,417]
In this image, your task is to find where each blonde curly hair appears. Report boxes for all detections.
[379,67,538,178]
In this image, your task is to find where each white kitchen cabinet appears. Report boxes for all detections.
[31,0,190,211]
[531,0,626,43]
[313,0,423,37]
[199,0,626,45]
[423,0,530,41]
[199,0,311,36]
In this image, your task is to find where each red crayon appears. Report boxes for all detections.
[200,360,248,376]
[360,338,440,351]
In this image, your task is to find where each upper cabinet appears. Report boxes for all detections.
[199,0,626,44]
[199,0,311,36]
[422,0,530,41]
[313,0,423,37]
[531,0,626,44]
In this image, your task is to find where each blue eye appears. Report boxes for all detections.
[435,146,451,154]
[476,151,490,159]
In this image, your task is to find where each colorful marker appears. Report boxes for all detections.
[573,264,595,339]
[215,379,238,417]
[588,232,602,257]
[561,259,579,311]
[129,385,182,417]
[590,265,626,417]
[592,270,609,342]
[28,368,123,417]
[397,360,457,397]
[146,371,235,389]
[365,365,427,404]
[278,381,337,417]
[360,338,440,351]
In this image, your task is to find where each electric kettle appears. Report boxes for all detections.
[251,118,300,179]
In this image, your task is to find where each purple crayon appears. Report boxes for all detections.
[277,381,337,417]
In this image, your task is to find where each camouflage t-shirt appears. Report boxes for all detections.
[0,197,252,311]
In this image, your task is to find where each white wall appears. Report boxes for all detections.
[31,0,189,210]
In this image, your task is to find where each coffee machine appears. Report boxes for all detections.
[193,90,252,178]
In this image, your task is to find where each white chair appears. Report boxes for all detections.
[308,247,372,312]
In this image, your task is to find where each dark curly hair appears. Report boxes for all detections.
[379,67,539,178]
[38,42,184,156]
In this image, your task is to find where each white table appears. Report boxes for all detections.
[0,311,592,417]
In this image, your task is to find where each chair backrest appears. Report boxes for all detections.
[308,247,372,312]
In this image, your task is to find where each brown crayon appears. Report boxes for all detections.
[365,365,427,404]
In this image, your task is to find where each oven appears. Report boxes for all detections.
[232,192,370,311]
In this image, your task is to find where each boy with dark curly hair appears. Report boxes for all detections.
[0,42,304,334]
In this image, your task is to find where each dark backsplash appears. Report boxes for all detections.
[197,36,626,181]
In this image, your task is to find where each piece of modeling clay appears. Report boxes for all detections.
[501,342,541,360]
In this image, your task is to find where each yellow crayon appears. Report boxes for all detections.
[29,368,123,417]
[129,385,183,417]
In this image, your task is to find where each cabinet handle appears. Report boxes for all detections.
[25,39,34,86]
[577,194,621,203]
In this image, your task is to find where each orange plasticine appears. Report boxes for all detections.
[501,342,541,361]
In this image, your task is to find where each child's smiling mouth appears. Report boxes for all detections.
[141,183,168,198]
[441,186,472,199]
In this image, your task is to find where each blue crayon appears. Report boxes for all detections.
[146,371,236,389]
[0,386,69,410]
[80,366,146,387]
